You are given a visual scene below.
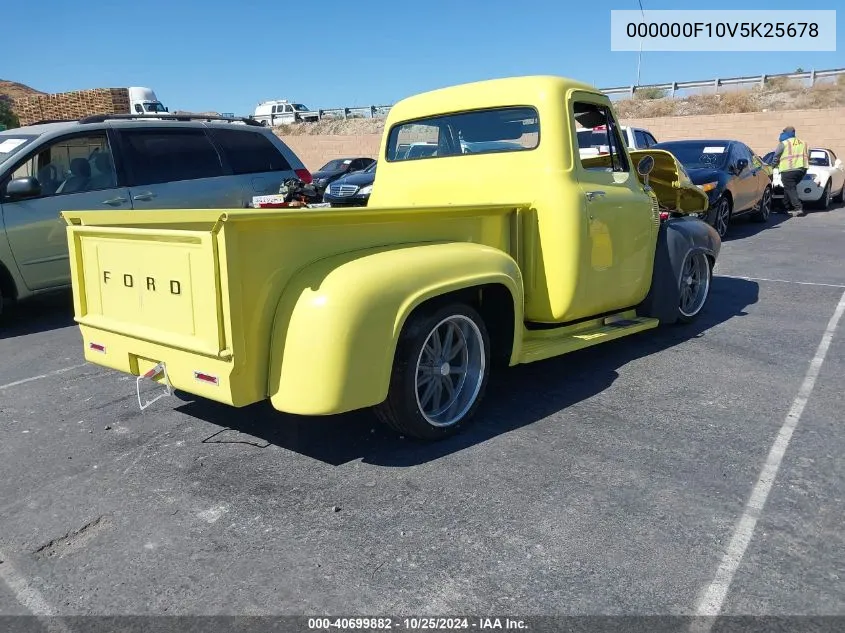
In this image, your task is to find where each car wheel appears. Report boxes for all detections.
[711,196,732,238]
[818,182,831,210]
[374,302,490,440]
[751,187,772,223]
[677,251,712,324]
[834,182,845,203]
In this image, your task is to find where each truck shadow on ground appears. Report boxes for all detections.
[722,210,789,242]
[0,291,75,340]
[175,276,759,467]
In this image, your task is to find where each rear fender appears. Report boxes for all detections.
[267,242,524,415]
[638,217,721,324]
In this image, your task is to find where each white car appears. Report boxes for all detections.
[577,125,658,158]
[765,147,845,209]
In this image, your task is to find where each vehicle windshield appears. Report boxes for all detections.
[292,104,309,112]
[144,102,168,113]
[809,150,830,166]
[362,161,376,173]
[653,142,730,170]
[319,159,352,171]
[0,134,38,166]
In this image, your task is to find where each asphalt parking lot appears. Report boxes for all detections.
[1,205,844,619]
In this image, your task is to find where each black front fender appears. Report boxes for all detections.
[638,217,721,324]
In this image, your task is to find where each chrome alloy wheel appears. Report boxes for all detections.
[679,251,711,319]
[414,315,486,427]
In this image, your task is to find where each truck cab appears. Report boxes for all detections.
[62,75,717,441]
[128,87,168,115]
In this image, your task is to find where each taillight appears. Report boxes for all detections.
[89,342,106,353]
[659,211,670,221]
[295,168,312,184]
[194,371,219,386]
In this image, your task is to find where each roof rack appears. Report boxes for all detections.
[27,119,80,126]
[77,113,263,126]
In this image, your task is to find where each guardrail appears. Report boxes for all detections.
[272,66,845,121]
[601,67,845,100]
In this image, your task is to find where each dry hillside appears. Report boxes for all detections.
[272,76,845,135]
[0,80,45,102]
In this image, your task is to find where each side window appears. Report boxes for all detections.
[134,104,144,114]
[573,101,629,173]
[645,133,658,146]
[634,130,649,148]
[735,144,752,170]
[8,133,115,198]
[283,105,293,113]
[119,128,224,186]
[207,129,292,175]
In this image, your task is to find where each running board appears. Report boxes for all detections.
[517,314,659,364]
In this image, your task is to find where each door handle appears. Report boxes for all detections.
[102,196,127,206]
[585,191,606,201]
[132,191,156,201]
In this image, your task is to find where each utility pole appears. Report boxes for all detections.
[636,0,645,86]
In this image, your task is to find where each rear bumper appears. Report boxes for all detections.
[771,181,824,201]
[79,325,260,408]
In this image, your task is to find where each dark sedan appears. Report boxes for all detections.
[651,139,772,238]
[322,161,376,207]
[311,157,375,194]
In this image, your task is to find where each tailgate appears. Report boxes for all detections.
[66,224,230,359]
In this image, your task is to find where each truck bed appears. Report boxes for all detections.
[63,205,527,408]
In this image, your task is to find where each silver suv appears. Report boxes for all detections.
[0,114,310,313]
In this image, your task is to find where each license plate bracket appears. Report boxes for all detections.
[136,362,173,411]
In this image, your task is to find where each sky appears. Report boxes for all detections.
[3,0,843,116]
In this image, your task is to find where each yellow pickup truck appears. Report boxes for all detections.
[62,75,716,440]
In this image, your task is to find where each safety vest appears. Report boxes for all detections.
[778,137,808,171]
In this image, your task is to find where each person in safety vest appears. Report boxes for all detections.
[771,126,809,217]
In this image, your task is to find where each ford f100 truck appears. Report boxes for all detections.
[62,75,718,440]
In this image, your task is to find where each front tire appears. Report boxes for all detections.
[374,302,490,440]
[677,251,712,324]
[711,196,732,238]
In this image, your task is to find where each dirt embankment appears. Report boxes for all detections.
[271,77,845,135]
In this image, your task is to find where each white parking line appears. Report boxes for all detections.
[694,289,845,623]
[0,549,73,632]
[717,274,845,288]
[0,363,90,391]
[0,551,55,615]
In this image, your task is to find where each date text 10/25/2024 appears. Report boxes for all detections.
[308,617,528,630]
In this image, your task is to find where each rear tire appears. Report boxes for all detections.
[817,182,831,210]
[834,182,845,203]
[374,302,490,440]
[751,187,772,223]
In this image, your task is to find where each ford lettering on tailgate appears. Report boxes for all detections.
[102,271,183,296]
[75,230,227,357]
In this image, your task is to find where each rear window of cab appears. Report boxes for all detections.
[385,106,539,162]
